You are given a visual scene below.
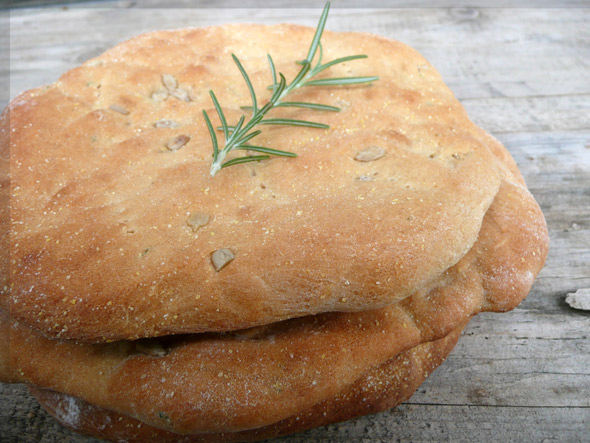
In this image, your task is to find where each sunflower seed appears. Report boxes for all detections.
[354,145,385,162]
[109,104,129,115]
[154,119,180,129]
[354,145,386,162]
[211,248,235,272]
[187,212,210,231]
[169,88,191,102]
[165,135,190,151]
[151,89,169,102]
[162,73,178,90]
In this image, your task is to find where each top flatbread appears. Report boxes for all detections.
[2,24,501,342]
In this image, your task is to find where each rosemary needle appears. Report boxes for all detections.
[204,1,379,177]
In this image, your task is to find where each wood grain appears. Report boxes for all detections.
[3,3,589,442]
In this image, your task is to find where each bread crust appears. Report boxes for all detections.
[3,24,503,342]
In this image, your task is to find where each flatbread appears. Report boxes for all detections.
[28,324,464,443]
[0,150,547,434]
[3,24,502,342]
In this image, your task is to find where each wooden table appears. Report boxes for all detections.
[3,2,589,442]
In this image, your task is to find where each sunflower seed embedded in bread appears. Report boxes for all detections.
[108,104,130,115]
[154,119,180,129]
[162,74,178,91]
[211,248,235,271]
[151,89,169,101]
[187,212,210,231]
[165,135,190,151]
[169,88,191,102]
[173,89,191,102]
[354,146,386,162]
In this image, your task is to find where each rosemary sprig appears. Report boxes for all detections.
[204,2,378,177]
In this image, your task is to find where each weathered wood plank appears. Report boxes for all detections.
[8,0,590,8]
[3,383,589,443]
[420,312,590,406]
[8,8,590,104]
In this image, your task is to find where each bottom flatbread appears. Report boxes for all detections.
[30,323,464,443]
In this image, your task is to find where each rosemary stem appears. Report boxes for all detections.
[210,150,227,176]
[204,2,377,177]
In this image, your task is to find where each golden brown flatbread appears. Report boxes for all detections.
[28,324,464,443]
[1,21,548,443]
[3,24,503,342]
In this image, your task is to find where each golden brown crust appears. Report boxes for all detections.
[29,324,464,443]
[1,23,548,443]
[4,24,502,342]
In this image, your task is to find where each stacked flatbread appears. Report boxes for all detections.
[0,24,547,442]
